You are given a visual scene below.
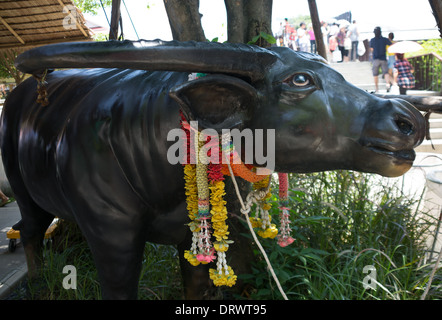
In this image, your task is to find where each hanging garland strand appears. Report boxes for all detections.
[34,69,49,106]
[277,173,294,247]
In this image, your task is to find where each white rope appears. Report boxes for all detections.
[420,243,442,300]
[223,149,289,300]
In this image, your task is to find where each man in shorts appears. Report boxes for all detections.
[370,27,392,92]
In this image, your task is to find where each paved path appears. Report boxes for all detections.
[0,201,26,299]
[330,61,388,93]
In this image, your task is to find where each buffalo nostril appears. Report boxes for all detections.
[395,119,414,135]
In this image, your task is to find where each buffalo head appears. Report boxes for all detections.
[15,40,425,177]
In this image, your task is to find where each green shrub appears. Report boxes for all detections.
[239,171,441,300]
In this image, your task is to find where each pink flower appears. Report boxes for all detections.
[278,236,295,247]
[196,253,216,263]
[196,248,216,263]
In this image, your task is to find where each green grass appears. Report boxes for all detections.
[9,170,441,300]
[11,222,184,300]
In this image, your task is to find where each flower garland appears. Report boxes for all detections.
[180,73,295,288]
[181,112,237,286]
[277,173,294,247]
[249,176,279,239]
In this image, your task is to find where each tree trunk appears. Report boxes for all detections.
[243,0,273,47]
[308,0,327,59]
[224,0,245,43]
[224,0,273,47]
[429,0,442,38]
[13,72,25,86]
[163,0,206,42]
[109,0,121,40]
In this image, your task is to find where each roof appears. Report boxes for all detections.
[0,0,91,52]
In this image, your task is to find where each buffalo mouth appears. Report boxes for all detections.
[366,144,416,162]
[357,140,417,177]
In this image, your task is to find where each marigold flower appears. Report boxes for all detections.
[249,217,262,228]
[184,250,200,266]
[214,240,231,252]
[209,266,237,287]
[262,203,272,211]
[257,224,278,239]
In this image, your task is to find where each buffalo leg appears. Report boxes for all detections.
[77,214,146,300]
[18,203,54,278]
[2,175,54,278]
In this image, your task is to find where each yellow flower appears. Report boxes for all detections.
[211,202,227,213]
[214,240,230,252]
[249,217,262,228]
[257,224,278,239]
[209,266,237,287]
[253,176,270,190]
[208,179,230,242]
[213,224,229,241]
[184,250,200,266]
[184,164,198,220]
[262,203,272,211]
[264,189,272,200]
[209,182,226,203]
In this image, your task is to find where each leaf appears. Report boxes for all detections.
[248,34,261,45]
[238,274,255,280]
[269,251,279,261]
[275,269,291,283]
[257,288,271,296]
[260,32,276,44]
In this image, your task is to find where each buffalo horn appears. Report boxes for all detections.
[15,39,278,82]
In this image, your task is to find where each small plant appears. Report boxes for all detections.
[248,32,276,46]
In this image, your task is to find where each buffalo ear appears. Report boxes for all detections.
[170,74,258,131]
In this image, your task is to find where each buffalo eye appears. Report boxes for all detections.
[293,74,310,86]
[283,73,315,87]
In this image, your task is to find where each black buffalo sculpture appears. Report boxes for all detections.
[0,40,425,299]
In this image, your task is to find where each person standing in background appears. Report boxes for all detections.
[336,26,349,62]
[321,21,329,50]
[387,32,397,87]
[308,24,316,53]
[348,20,359,61]
[329,34,338,62]
[394,53,415,95]
[297,22,309,52]
[370,26,392,92]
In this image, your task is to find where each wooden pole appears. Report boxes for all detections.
[428,0,442,38]
[0,15,25,45]
[307,0,327,60]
